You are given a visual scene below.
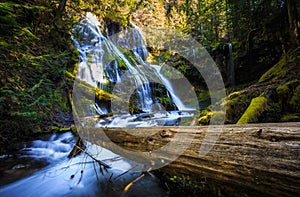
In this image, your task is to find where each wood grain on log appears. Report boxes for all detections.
[77,123,300,196]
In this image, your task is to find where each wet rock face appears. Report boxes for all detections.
[104,18,124,37]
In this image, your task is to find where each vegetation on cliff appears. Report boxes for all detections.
[0,1,76,148]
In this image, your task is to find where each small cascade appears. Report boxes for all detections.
[21,132,74,161]
[108,22,148,62]
[228,43,235,86]
[151,64,192,111]
[72,13,197,127]
[0,134,165,197]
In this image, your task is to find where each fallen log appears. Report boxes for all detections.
[77,123,300,196]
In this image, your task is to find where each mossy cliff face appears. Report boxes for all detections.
[199,49,300,125]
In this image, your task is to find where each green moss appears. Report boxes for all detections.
[289,85,300,112]
[198,111,212,125]
[59,127,71,132]
[275,80,300,112]
[280,114,300,122]
[259,102,281,122]
[259,57,287,82]
[199,110,226,125]
[222,92,250,124]
[95,89,114,101]
[129,103,144,114]
[223,91,248,106]
[276,80,298,96]
[50,126,71,132]
[151,51,172,63]
[65,71,75,79]
[276,83,290,96]
[76,79,119,102]
[199,91,246,125]
[227,91,241,100]
[237,95,268,124]
[50,126,60,131]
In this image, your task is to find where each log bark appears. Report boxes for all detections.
[78,123,300,196]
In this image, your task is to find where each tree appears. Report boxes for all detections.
[286,0,300,45]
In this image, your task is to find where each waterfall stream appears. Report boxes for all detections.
[72,13,198,127]
[228,43,235,86]
[0,132,165,197]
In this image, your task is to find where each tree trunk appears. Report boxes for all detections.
[286,0,300,45]
[79,123,300,196]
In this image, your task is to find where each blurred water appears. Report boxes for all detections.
[0,132,164,197]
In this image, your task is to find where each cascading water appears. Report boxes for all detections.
[0,132,165,197]
[72,13,153,112]
[108,22,148,62]
[228,43,235,86]
[72,13,197,127]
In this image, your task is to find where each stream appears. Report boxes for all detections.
[0,132,165,197]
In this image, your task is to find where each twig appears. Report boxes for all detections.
[122,168,152,195]
[74,144,111,169]
[123,174,145,193]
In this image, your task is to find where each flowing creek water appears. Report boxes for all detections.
[0,132,165,196]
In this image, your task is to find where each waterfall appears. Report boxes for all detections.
[228,43,235,86]
[72,13,154,113]
[71,13,197,127]
[151,64,191,111]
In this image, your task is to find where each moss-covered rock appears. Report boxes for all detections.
[237,95,267,124]
[223,91,251,124]
[198,111,213,125]
[215,49,300,124]
[276,83,290,97]
[276,80,299,112]
[289,84,300,112]
[259,57,288,82]
[198,110,226,125]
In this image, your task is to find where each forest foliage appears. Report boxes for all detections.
[0,1,76,141]
[0,0,299,146]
